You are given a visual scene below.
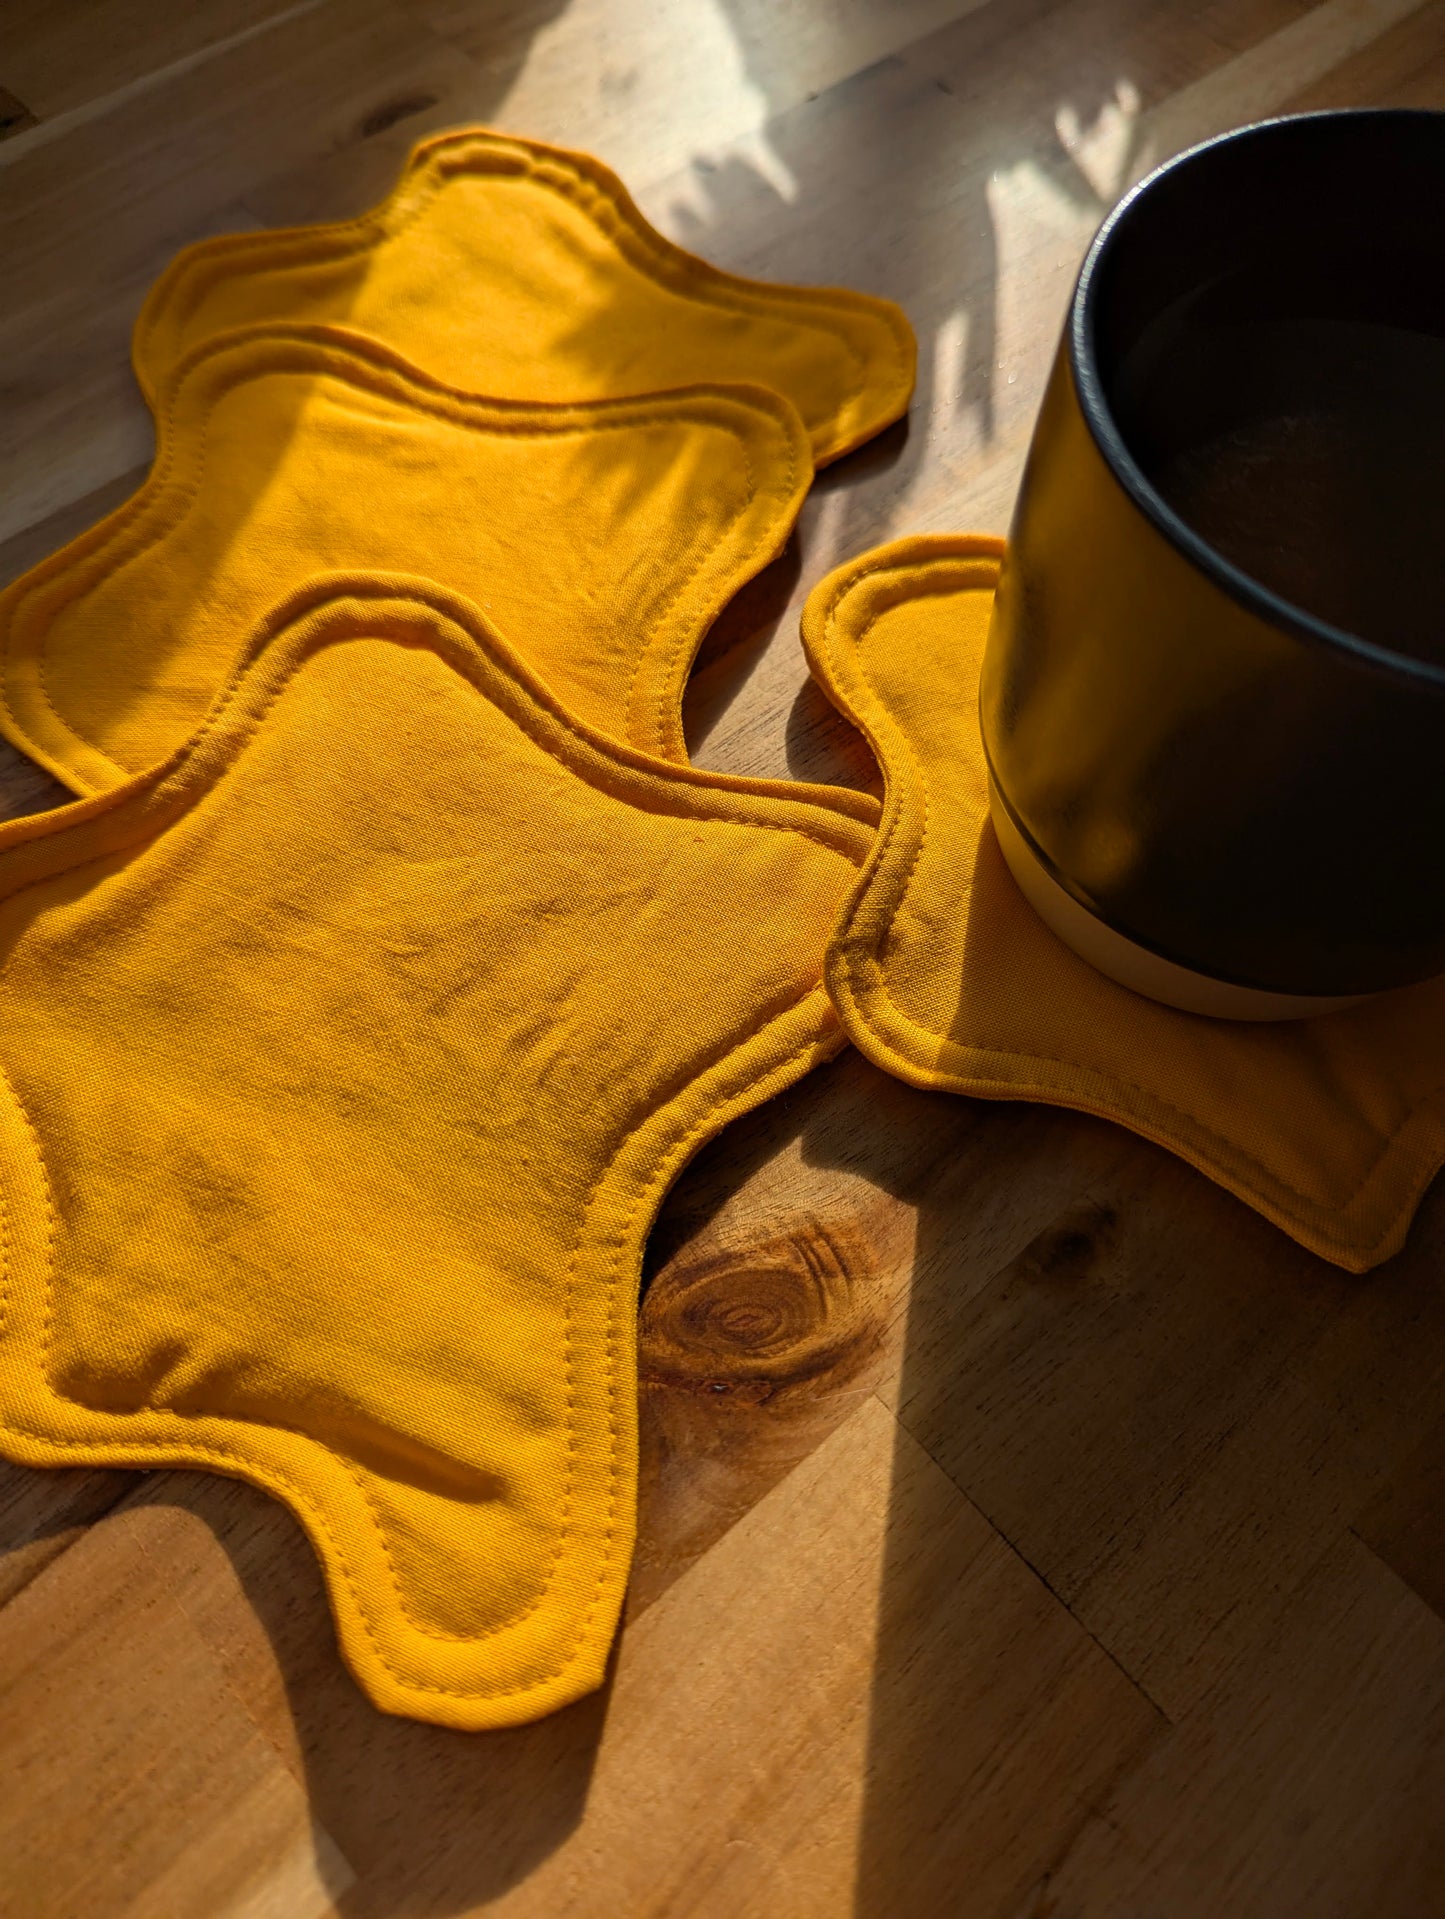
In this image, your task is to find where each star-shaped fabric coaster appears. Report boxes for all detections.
[803,534,1445,1272]
[134,127,915,469]
[0,577,874,1727]
[0,327,813,794]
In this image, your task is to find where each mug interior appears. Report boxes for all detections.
[1080,111,1445,668]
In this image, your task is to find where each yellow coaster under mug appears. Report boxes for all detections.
[0,327,814,793]
[134,127,915,469]
[804,534,1445,1272]
[0,578,874,1729]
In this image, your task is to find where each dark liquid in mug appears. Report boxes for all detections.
[1113,266,1445,666]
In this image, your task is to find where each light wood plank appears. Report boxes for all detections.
[405,0,998,189]
[116,1397,1158,1917]
[106,1471,611,1909]
[0,1504,353,1919]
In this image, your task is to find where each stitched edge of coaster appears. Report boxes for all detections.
[130,126,917,466]
[802,533,1445,1275]
[0,323,821,795]
[0,577,875,1729]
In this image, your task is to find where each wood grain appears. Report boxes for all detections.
[0,1503,352,1919]
[0,1457,136,1607]
[1353,1409,1445,1625]
[1038,1536,1445,1918]
[0,0,482,541]
[3,0,1445,1913]
[2,0,320,125]
[9,1398,1156,1918]
[891,1151,1445,1720]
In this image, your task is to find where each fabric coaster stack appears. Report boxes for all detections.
[0,126,913,1729]
[2,125,1438,1734]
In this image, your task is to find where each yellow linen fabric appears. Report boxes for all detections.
[804,534,1445,1272]
[0,327,813,795]
[0,578,875,1728]
[134,127,915,468]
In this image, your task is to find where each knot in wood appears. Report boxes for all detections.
[1014,1203,1121,1283]
[640,1220,880,1398]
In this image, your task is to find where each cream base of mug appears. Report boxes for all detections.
[987,784,1371,1022]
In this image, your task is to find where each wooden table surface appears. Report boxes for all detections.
[5,2,1445,1914]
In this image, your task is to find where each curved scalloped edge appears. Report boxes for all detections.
[132,126,916,467]
[803,533,1445,1274]
[0,576,877,1728]
[0,323,817,794]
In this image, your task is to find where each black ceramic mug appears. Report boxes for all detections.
[981,109,1445,1019]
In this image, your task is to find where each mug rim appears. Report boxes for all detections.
[1071,106,1445,694]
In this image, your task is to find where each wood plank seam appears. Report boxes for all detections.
[0,0,332,167]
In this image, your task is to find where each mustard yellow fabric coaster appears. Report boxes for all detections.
[0,576,874,1728]
[804,534,1445,1273]
[133,127,915,468]
[0,326,812,794]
